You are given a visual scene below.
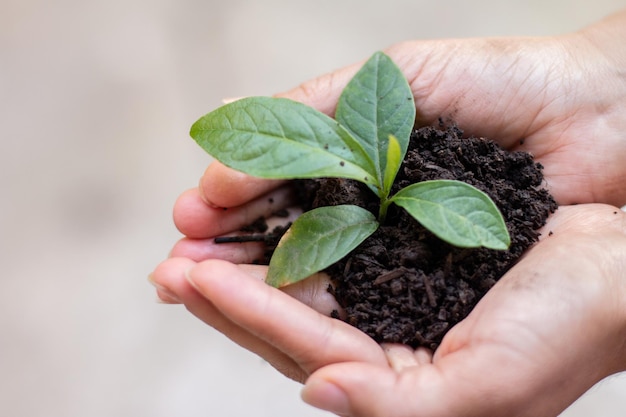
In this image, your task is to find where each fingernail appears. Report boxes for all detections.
[183,267,200,291]
[155,291,180,304]
[301,379,350,415]
[148,274,181,304]
[197,178,220,209]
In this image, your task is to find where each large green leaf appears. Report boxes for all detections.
[266,205,378,288]
[390,180,511,250]
[335,51,416,189]
[190,97,377,184]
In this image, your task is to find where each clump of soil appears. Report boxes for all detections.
[295,125,557,349]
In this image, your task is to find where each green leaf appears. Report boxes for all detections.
[335,51,416,189]
[266,205,378,288]
[390,180,511,250]
[191,97,377,184]
[383,135,402,199]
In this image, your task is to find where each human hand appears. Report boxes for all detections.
[151,254,388,384]
[192,9,626,213]
[298,204,626,417]
[169,8,626,287]
[152,204,626,417]
[151,8,626,417]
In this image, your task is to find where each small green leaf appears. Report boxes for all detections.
[191,97,377,184]
[335,51,415,189]
[390,180,511,250]
[266,205,378,288]
[383,135,402,199]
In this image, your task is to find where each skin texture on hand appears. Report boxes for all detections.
[192,10,626,215]
[151,9,626,417]
[300,205,626,417]
[152,205,626,417]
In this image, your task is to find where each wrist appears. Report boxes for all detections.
[570,10,626,107]
[554,12,626,206]
[614,221,626,373]
[594,208,626,374]
[576,10,626,71]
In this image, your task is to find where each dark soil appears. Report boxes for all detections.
[293,125,557,349]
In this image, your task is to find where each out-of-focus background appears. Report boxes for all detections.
[2,0,625,416]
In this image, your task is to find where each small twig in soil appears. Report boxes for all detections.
[374,267,408,285]
[422,275,438,308]
[354,254,385,268]
[214,235,277,244]
[343,258,353,276]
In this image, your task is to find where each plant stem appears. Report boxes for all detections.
[379,198,391,222]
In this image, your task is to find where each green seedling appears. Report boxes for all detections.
[190,52,511,288]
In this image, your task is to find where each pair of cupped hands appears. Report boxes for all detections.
[151,11,626,417]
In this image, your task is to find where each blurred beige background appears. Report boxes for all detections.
[2,0,625,416]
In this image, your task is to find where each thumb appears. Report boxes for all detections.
[301,362,447,417]
[300,348,578,417]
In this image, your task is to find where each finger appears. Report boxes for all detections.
[199,161,286,209]
[381,344,433,372]
[302,363,440,417]
[169,237,266,264]
[173,186,296,238]
[149,257,197,304]
[151,258,357,382]
[278,270,343,318]
[226,265,343,317]
[275,60,364,116]
[302,349,564,417]
[186,259,387,374]
[151,257,307,382]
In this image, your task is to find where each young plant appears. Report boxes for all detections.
[190,52,510,288]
